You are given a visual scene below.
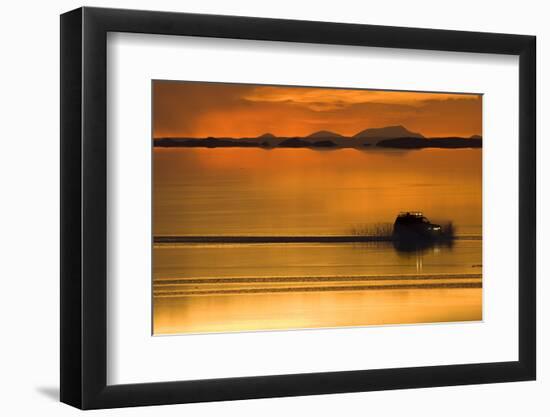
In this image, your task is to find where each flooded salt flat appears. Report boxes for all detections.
[154,283,482,335]
[152,147,482,335]
[153,240,482,334]
[153,148,482,237]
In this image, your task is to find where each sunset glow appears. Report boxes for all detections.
[152,80,482,335]
[153,81,482,138]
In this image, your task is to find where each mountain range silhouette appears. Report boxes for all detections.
[155,125,481,150]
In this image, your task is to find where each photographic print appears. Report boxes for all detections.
[152,81,482,335]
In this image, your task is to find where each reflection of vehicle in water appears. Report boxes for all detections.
[393,212,441,240]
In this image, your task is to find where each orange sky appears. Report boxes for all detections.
[153,81,482,138]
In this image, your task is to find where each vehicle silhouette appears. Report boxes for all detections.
[393,212,441,240]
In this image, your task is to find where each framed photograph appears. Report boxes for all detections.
[60,7,536,409]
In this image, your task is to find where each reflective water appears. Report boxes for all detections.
[153,148,482,334]
[153,241,482,334]
[153,148,482,237]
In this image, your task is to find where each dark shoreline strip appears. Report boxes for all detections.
[153,137,481,149]
[154,235,481,244]
[153,273,482,286]
[154,282,482,297]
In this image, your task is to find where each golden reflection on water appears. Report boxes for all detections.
[153,148,482,236]
[152,240,482,334]
[153,241,482,280]
[152,148,482,335]
[154,288,481,335]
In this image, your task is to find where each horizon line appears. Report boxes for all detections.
[153,128,482,140]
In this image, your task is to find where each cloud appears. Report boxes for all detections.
[153,81,481,138]
[243,86,478,108]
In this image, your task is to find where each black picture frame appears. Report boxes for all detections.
[60,6,536,410]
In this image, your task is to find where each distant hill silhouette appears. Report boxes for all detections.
[257,133,276,139]
[154,125,482,150]
[354,125,423,138]
[278,138,312,147]
[376,137,482,149]
[312,140,337,147]
[354,125,424,146]
[307,130,344,139]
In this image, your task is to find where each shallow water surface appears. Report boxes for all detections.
[153,148,482,237]
[153,241,482,334]
[152,147,482,335]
